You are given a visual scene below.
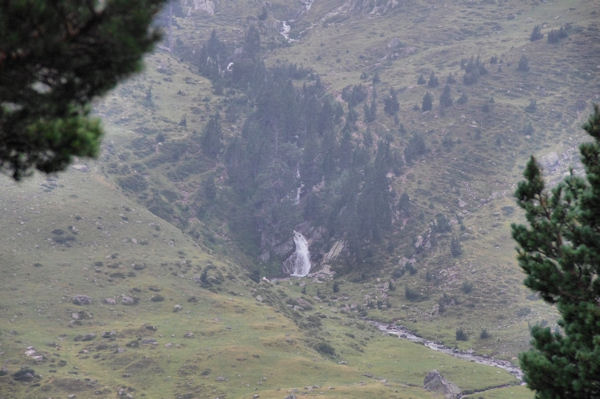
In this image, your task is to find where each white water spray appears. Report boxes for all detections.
[280,21,293,42]
[294,167,304,205]
[283,231,311,277]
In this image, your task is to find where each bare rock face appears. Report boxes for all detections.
[423,370,460,398]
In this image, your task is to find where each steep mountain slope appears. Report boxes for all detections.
[91,0,600,362]
[3,1,599,398]
[0,169,524,398]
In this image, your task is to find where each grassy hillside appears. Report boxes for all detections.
[0,169,524,398]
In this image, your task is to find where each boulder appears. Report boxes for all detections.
[423,370,460,398]
[121,296,137,305]
[72,295,92,305]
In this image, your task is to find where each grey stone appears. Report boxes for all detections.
[72,295,92,305]
[423,370,460,398]
[120,296,136,305]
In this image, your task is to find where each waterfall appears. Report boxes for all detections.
[280,21,293,42]
[283,231,311,277]
[294,167,304,205]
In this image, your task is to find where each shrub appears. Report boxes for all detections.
[405,286,421,301]
[461,281,474,294]
[333,281,340,293]
[480,329,491,339]
[315,342,336,356]
[392,267,406,279]
[525,99,537,113]
[456,93,468,105]
[456,328,469,341]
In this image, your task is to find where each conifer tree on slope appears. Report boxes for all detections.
[512,105,600,398]
[0,0,166,180]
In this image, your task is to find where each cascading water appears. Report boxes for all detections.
[283,231,311,277]
[294,167,304,205]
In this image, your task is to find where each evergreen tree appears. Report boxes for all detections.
[511,105,600,398]
[0,0,166,180]
[421,92,433,111]
[384,88,400,116]
[439,85,453,108]
[530,25,544,41]
[427,71,439,88]
[517,55,530,72]
[201,113,223,158]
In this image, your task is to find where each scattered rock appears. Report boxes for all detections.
[215,376,227,382]
[71,310,93,320]
[120,296,137,305]
[183,332,194,338]
[24,347,44,362]
[423,370,460,398]
[173,304,183,312]
[102,331,116,339]
[74,333,96,342]
[72,295,92,305]
[150,294,164,302]
[255,295,263,302]
[103,297,117,305]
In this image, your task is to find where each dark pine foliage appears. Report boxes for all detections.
[0,0,166,180]
[512,105,600,398]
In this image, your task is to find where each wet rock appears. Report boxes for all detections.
[423,370,460,398]
[72,295,92,305]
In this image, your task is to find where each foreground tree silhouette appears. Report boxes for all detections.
[512,105,600,398]
[0,0,166,180]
